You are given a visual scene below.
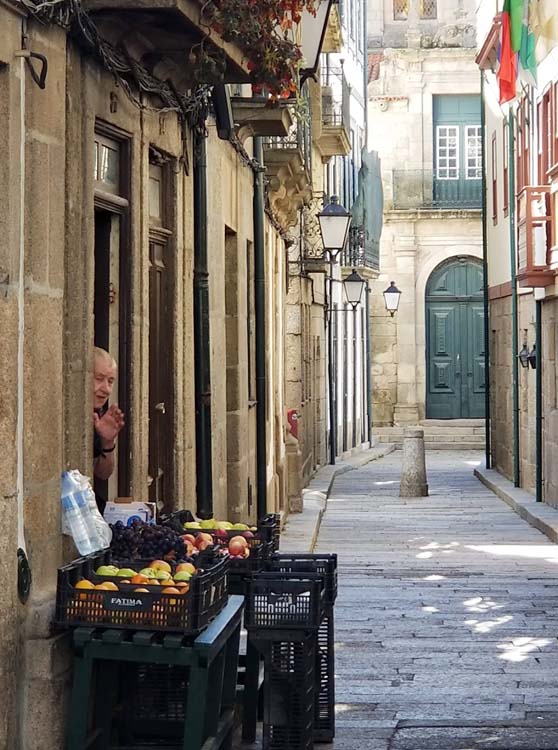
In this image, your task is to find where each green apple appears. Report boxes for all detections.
[139,567,158,579]
[116,568,137,577]
[155,570,171,581]
[96,565,119,576]
[174,571,192,582]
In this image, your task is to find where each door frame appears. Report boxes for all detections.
[425,256,484,419]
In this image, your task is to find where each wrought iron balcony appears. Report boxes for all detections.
[262,119,313,229]
[391,169,482,210]
[340,225,379,270]
[316,66,351,160]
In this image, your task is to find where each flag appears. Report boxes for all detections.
[510,0,524,51]
[518,0,537,85]
[531,0,558,63]
[498,0,517,104]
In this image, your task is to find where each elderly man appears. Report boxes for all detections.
[93,346,125,482]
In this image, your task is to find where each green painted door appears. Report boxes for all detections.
[426,258,485,419]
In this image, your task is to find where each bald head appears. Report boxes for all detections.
[93,347,117,409]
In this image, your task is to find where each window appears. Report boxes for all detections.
[503,121,509,216]
[537,87,552,182]
[553,82,558,171]
[436,126,459,179]
[465,125,482,179]
[94,135,121,194]
[420,0,437,19]
[516,97,530,193]
[393,0,408,20]
[491,131,498,225]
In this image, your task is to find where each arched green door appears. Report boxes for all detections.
[426,257,485,419]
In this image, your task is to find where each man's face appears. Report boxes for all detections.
[94,356,117,410]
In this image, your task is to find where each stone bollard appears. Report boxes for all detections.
[399,427,429,497]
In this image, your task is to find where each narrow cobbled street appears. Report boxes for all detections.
[315,451,558,750]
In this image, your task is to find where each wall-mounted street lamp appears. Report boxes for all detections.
[518,332,531,369]
[383,281,402,317]
[528,344,537,370]
[317,195,351,260]
[343,269,366,309]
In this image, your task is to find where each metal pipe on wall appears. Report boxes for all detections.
[193,129,214,519]
[365,282,372,445]
[480,73,491,469]
[328,268,337,465]
[535,298,542,501]
[352,305,358,449]
[253,137,268,518]
[508,111,520,487]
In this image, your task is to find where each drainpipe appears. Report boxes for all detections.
[352,305,358,448]
[535,298,542,501]
[365,281,372,444]
[193,129,213,519]
[508,111,520,487]
[328,266,337,465]
[253,137,267,518]
[480,73,491,469]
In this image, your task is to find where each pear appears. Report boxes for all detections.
[96,565,119,577]
[116,568,137,577]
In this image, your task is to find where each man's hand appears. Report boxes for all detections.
[94,404,125,448]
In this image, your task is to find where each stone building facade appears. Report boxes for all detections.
[477,3,558,502]
[0,0,345,744]
[367,0,484,430]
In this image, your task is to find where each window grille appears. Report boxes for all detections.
[393,0,408,20]
[420,0,436,19]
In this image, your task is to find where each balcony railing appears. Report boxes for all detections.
[340,225,379,270]
[262,117,312,175]
[320,66,350,131]
[392,169,482,210]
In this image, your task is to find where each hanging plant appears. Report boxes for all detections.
[201,0,318,98]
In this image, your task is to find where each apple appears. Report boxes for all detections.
[228,539,246,556]
[214,529,228,539]
[176,562,196,575]
[174,571,192,582]
[149,560,172,573]
[181,534,196,545]
[243,531,255,539]
[95,565,119,576]
[229,535,249,548]
[139,568,158,579]
[195,533,213,548]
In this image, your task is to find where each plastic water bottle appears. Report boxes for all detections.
[61,471,98,555]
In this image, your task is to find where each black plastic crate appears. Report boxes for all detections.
[262,635,315,750]
[115,662,189,743]
[245,574,324,632]
[267,553,337,607]
[314,606,335,743]
[161,510,280,553]
[55,550,229,634]
[227,540,274,596]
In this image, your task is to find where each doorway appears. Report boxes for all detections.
[426,257,485,419]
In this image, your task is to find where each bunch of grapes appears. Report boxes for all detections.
[110,520,187,562]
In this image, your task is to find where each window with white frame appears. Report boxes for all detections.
[465,126,482,179]
[436,126,459,180]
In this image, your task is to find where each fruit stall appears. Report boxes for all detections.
[57,511,336,750]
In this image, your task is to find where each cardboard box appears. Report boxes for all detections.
[103,498,156,526]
